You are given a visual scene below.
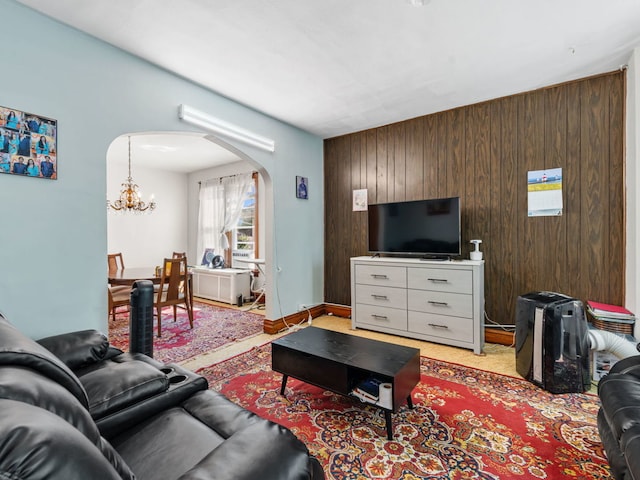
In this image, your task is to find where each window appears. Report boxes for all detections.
[231,173,258,266]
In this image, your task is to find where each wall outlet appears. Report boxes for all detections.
[298,303,307,311]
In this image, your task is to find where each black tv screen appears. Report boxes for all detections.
[368,197,461,257]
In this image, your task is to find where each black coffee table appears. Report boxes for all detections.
[271,327,420,440]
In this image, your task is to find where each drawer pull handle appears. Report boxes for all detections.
[371,274,389,279]
[371,294,388,300]
[428,323,449,329]
[371,314,389,320]
[428,278,449,283]
[428,301,449,307]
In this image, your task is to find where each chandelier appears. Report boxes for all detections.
[107,136,156,213]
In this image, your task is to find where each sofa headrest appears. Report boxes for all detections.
[0,314,88,408]
[37,329,110,370]
[0,366,97,438]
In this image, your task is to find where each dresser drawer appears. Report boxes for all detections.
[355,284,407,309]
[355,265,406,288]
[408,311,474,343]
[407,267,472,294]
[355,303,407,331]
[407,290,472,318]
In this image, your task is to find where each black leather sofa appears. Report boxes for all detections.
[597,355,640,480]
[0,314,324,479]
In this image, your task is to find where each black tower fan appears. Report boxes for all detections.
[515,291,590,393]
[129,280,154,358]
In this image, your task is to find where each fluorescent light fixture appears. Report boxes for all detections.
[139,144,177,153]
[178,104,275,153]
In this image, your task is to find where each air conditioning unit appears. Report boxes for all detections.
[515,291,590,393]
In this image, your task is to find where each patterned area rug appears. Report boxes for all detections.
[108,301,264,364]
[198,342,610,479]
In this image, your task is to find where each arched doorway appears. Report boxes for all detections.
[106,131,272,313]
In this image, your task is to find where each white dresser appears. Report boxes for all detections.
[350,256,485,354]
[191,267,251,305]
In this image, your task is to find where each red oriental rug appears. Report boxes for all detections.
[198,343,610,480]
[108,301,264,364]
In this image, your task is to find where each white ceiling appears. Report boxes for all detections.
[107,132,242,173]
[17,0,640,167]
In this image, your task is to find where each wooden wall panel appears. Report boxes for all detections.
[566,83,583,299]
[350,134,364,260]
[463,108,476,254]
[544,86,567,293]
[366,130,377,203]
[498,96,518,319]
[376,126,389,204]
[324,71,625,325]
[472,104,491,261]
[391,122,406,202]
[582,77,607,303]
[323,138,337,295]
[405,117,424,200]
[609,76,625,300]
[448,109,465,200]
[324,135,351,306]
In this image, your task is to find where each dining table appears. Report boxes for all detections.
[108,267,193,307]
[108,267,163,286]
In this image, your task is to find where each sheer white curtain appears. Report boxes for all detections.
[197,179,225,261]
[220,173,253,249]
[197,173,253,262]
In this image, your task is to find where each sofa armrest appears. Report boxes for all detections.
[37,330,112,370]
[609,355,640,376]
[87,358,208,439]
[81,360,169,420]
[177,420,322,480]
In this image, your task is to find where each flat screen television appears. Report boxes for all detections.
[367,196,461,258]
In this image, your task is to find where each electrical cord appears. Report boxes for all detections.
[483,311,516,347]
[484,311,515,331]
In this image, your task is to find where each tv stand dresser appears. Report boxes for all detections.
[350,256,485,354]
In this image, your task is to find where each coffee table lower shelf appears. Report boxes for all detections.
[279,374,414,440]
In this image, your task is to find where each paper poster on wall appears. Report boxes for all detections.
[527,167,563,217]
[353,189,368,211]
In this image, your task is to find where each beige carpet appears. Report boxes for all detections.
[181,302,519,379]
[312,314,518,377]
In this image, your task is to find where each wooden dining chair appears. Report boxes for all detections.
[151,253,186,295]
[154,257,193,337]
[108,285,131,321]
[108,253,125,273]
[107,253,130,320]
[170,252,191,313]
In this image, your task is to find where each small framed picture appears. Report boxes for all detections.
[353,189,368,211]
[296,176,308,199]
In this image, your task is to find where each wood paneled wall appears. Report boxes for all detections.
[324,71,625,326]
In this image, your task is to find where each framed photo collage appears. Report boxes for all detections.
[0,105,57,180]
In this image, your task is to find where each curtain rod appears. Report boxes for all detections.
[198,171,256,185]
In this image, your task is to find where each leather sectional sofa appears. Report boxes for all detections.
[598,355,640,479]
[0,314,324,479]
